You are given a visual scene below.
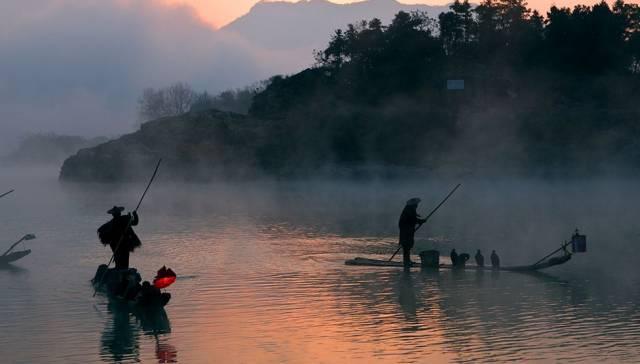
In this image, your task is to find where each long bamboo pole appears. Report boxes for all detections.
[2,234,35,256]
[93,159,162,296]
[2,237,25,257]
[389,184,462,262]
[106,159,162,268]
[532,240,572,266]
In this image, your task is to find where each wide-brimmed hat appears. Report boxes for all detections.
[406,198,421,206]
[107,206,125,215]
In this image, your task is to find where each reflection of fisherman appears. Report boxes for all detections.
[397,271,417,321]
[98,206,141,270]
[475,249,484,267]
[491,250,500,269]
[101,302,140,363]
[398,198,427,267]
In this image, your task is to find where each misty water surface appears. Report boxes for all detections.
[1,167,640,363]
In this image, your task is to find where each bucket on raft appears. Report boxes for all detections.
[571,229,587,253]
[419,250,440,268]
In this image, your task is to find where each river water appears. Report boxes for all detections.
[1,168,640,363]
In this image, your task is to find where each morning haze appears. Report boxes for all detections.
[2,0,640,363]
[2,0,629,152]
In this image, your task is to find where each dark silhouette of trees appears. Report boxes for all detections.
[190,85,264,115]
[249,1,640,176]
[138,81,267,122]
[439,0,476,55]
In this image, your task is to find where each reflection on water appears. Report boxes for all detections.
[396,271,418,322]
[156,338,178,364]
[1,172,640,362]
[100,301,173,363]
[100,303,141,363]
[0,263,28,275]
[323,267,640,363]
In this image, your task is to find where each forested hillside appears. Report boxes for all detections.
[61,1,640,181]
[251,0,640,175]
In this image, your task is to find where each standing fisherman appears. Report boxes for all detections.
[475,249,485,267]
[491,250,500,269]
[98,206,141,270]
[398,198,427,267]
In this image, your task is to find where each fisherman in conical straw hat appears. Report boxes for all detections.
[97,206,141,270]
[398,198,427,267]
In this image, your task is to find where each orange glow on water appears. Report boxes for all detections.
[173,265,457,363]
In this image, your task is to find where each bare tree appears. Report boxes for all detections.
[137,80,269,122]
[138,88,166,121]
[165,82,195,115]
[137,82,195,122]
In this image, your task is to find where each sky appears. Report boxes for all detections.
[164,0,635,28]
[0,0,305,150]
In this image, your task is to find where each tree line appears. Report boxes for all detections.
[137,81,267,122]
[133,1,640,177]
[247,0,640,176]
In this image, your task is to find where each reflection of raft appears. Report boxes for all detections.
[92,265,171,308]
[502,254,571,272]
[345,254,572,271]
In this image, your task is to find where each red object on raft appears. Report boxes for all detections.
[153,266,177,289]
[154,276,176,289]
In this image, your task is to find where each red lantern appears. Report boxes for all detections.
[153,266,177,289]
[153,276,176,289]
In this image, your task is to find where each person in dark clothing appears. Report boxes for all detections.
[398,198,427,267]
[458,253,470,267]
[475,249,484,267]
[491,250,500,269]
[450,248,459,266]
[98,206,141,270]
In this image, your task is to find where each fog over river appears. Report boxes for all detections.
[1,167,639,363]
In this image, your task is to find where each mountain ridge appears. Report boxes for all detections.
[222,0,451,51]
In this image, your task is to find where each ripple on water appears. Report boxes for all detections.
[3,178,640,363]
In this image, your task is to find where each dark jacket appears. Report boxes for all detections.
[398,206,425,248]
[98,212,141,268]
[98,212,140,252]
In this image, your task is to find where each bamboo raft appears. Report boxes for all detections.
[0,250,32,265]
[346,236,581,272]
[92,265,171,309]
[0,234,35,265]
[345,253,571,271]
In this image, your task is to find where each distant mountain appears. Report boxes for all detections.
[222,0,450,51]
[4,133,108,166]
